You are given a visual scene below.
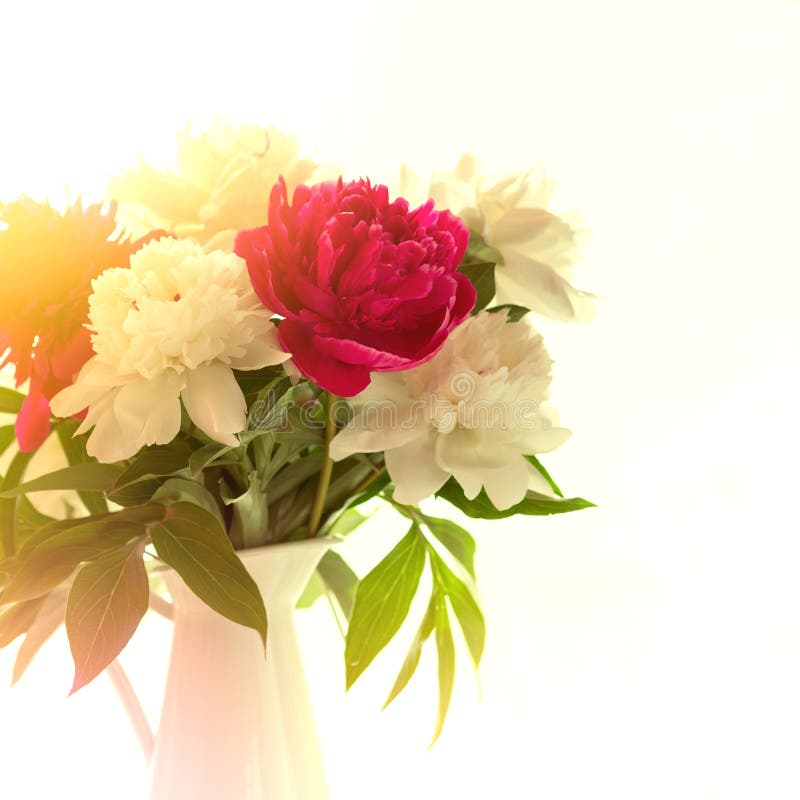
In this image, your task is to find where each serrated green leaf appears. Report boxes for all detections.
[0,387,24,414]
[0,596,45,648]
[12,588,68,684]
[524,454,564,497]
[436,479,594,519]
[458,261,496,312]
[345,525,427,689]
[150,503,267,645]
[383,594,436,709]
[431,592,455,747]
[424,516,476,579]
[430,550,485,667]
[0,462,125,498]
[66,540,149,693]
[485,304,531,322]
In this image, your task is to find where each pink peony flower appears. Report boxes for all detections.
[235,178,475,396]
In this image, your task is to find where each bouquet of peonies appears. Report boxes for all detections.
[0,121,595,743]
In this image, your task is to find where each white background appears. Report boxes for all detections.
[1,0,799,797]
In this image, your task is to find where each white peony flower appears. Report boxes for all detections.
[330,310,570,510]
[50,238,289,462]
[396,155,595,322]
[110,119,317,251]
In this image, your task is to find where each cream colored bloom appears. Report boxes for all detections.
[397,155,595,322]
[110,120,317,251]
[330,310,570,510]
[50,238,289,462]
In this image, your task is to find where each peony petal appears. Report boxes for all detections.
[50,362,111,418]
[496,250,597,322]
[113,373,184,452]
[490,208,554,247]
[86,389,132,462]
[480,457,531,510]
[385,431,450,505]
[181,363,246,446]
[330,412,427,461]
[228,323,290,370]
[278,321,371,397]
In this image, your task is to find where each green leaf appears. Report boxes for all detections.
[486,304,531,322]
[345,525,427,689]
[149,503,267,645]
[0,387,24,414]
[383,594,436,709]
[458,261,496,312]
[325,508,370,539]
[424,516,476,579]
[1,514,153,605]
[346,469,390,509]
[317,550,359,620]
[152,478,224,526]
[0,449,33,557]
[436,479,595,519]
[54,422,108,515]
[66,539,149,693]
[188,443,235,478]
[430,550,485,667]
[0,596,45,648]
[0,425,16,459]
[465,231,503,263]
[12,589,68,684]
[431,591,456,747]
[0,462,125,498]
[107,478,162,507]
[109,442,192,494]
[524,454,564,497]
[265,452,325,505]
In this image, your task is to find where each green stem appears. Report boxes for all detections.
[308,393,337,537]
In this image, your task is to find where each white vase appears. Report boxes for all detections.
[149,538,333,800]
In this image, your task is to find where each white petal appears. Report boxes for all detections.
[516,404,572,453]
[386,431,450,505]
[228,323,290,370]
[50,381,105,419]
[481,458,531,510]
[329,411,425,462]
[86,389,132,462]
[435,428,520,500]
[491,208,553,246]
[181,363,246,446]
[114,373,184,451]
[496,249,597,322]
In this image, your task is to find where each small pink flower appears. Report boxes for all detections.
[235,178,475,396]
